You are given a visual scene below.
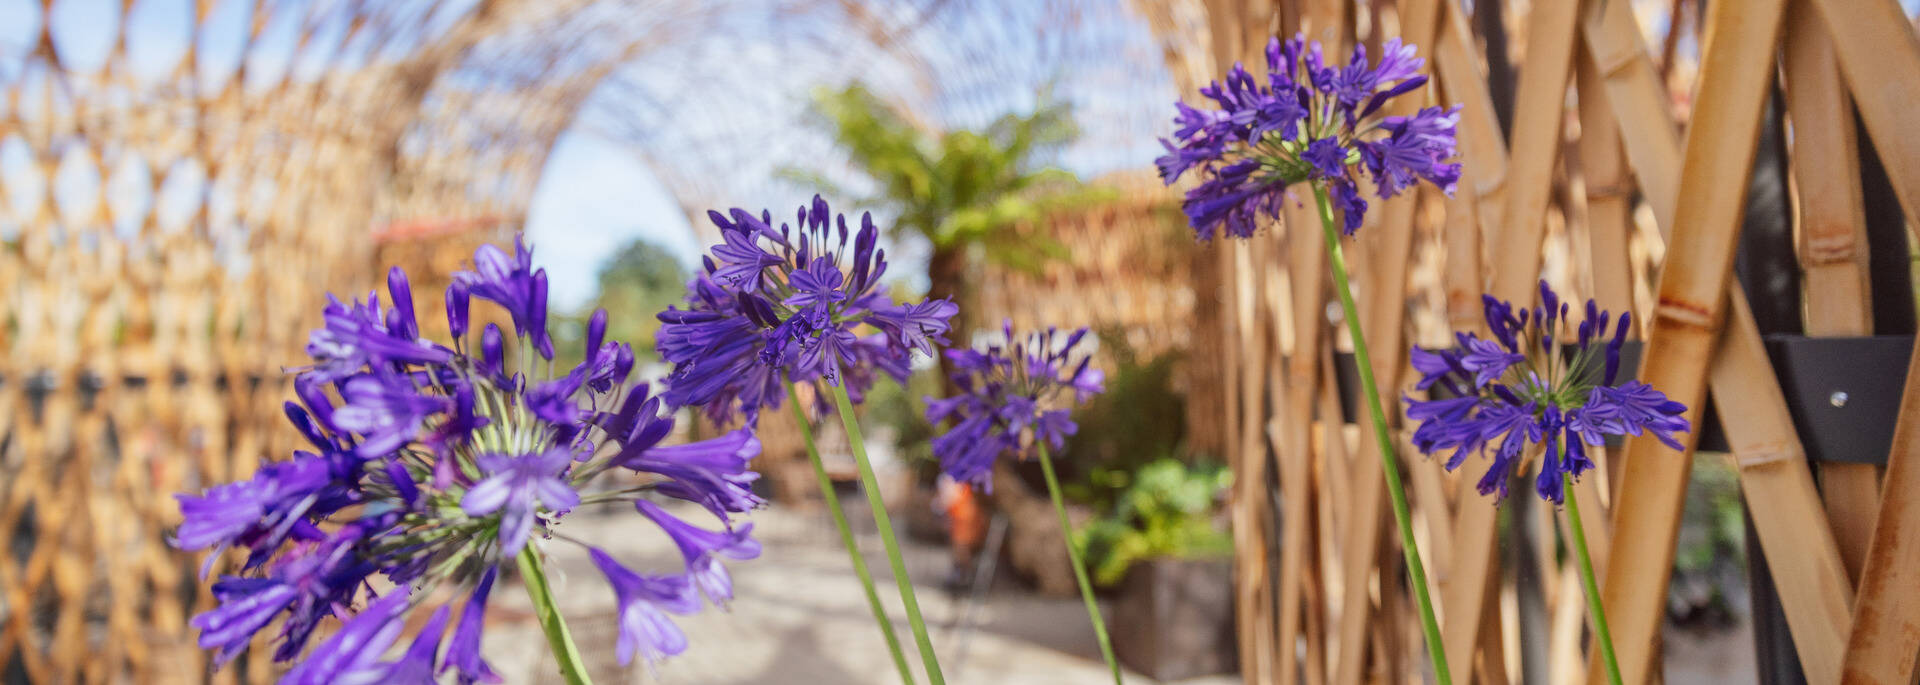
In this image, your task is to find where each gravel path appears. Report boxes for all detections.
[483,501,1236,684]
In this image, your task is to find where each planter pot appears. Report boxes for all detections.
[1110,556,1236,681]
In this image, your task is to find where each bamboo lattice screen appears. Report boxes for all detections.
[1132,0,1920,682]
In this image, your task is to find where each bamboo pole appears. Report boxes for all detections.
[1493,0,1579,304]
[1806,0,1920,225]
[1228,237,1276,685]
[1580,0,1683,235]
[1708,289,1855,685]
[1315,337,1352,685]
[1574,40,1639,329]
[1587,0,1787,682]
[1783,0,1882,586]
[1840,327,1920,683]
[1434,0,1511,236]
[1277,176,1332,685]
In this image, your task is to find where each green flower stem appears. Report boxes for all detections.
[517,545,593,685]
[825,379,947,685]
[1312,183,1452,683]
[1562,471,1622,685]
[1036,442,1124,685]
[787,383,918,685]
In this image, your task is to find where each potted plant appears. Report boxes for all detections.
[1078,458,1236,680]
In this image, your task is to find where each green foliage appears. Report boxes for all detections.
[860,363,944,475]
[1667,454,1747,625]
[1674,456,1745,573]
[789,84,1112,274]
[1076,458,1233,587]
[556,238,689,364]
[1059,330,1188,508]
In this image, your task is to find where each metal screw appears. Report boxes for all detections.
[1830,391,1850,408]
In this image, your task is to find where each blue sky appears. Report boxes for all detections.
[523,131,698,311]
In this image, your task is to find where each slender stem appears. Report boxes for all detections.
[1312,183,1452,684]
[1036,443,1124,685]
[788,383,918,685]
[516,545,593,685]
[1562,472,1622,685]
[825,378,947,685]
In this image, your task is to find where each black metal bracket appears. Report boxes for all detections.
[1695,335,1909,465]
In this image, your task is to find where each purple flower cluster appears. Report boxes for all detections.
[925,322,1105,490]
[1155,34,1461,239]
[656,195,958,423]
[173,238,764,681]
[1404,282,1690,504]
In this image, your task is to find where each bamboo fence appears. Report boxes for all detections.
[1131,0,1920,682]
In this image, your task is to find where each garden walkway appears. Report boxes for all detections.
[486,501,1237,684]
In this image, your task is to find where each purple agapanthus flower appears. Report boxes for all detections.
[636,499,762,606]
[1156,34,1461,238]
[1404,282,1690,503]
[590,547,701,667]
[278,590,411,685]
[656,195,958,423]
[172,238,762,679]
[462,449,580,557]
[924,322,1106,490]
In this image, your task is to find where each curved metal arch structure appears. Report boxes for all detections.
[584,0,1183,245]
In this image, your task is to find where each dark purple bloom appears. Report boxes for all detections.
[1157,34,1457,238]
[1303,137,1348,179]
[443,568,500,685]
[1358,105,1462,198]
[174,452,349,570]
[455,236,553,360]
[378,605,451,684]
[305,293,451,381]
[706,211,785,292]
[636,500,761,605]
[446,281,470,340]
[190,526,378,665]
[175,237,761,677]
[658,197,955,422]
[279,590,410,685]
[191,577,299,662]
[1405,282,1689,503]
[924,322,1104,490]
[590,548,700,666]
[462,449,580,556]
[477,323,507,382]
[1584,381,1689,450]
[620,428,765,519]
[331,371,451,458]
[1329,179,1368,235]
[869,297,960,357]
